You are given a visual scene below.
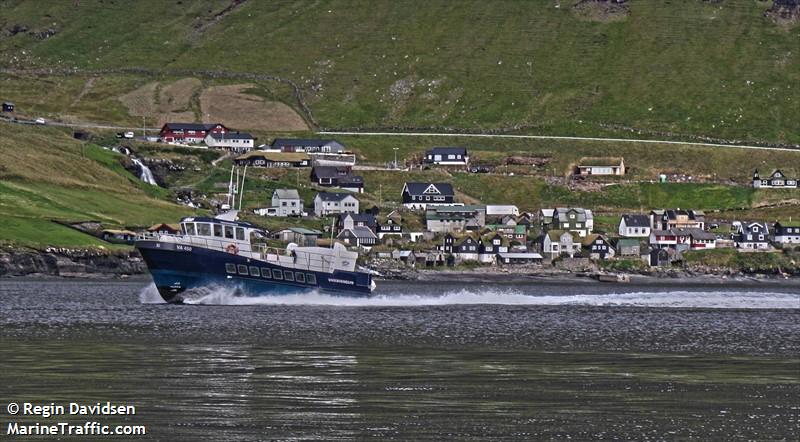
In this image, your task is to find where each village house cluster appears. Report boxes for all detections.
[116,123,799,270]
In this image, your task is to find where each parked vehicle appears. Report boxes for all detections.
[124,131,135,139]
[470,166,491,173]
[34,117,46,125]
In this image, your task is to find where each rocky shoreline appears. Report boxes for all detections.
[0,247,146,278]
[1,247,798,286]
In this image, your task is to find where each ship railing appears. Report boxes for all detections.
[137,233,336,272]
[136,232,259,258]
[251,243,332,272]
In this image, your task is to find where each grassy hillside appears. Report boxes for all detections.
[0,0,798,143]
[0,122,198,248]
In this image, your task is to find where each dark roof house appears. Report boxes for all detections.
[401,182,456,209]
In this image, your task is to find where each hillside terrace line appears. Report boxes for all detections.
[1,116,798,154]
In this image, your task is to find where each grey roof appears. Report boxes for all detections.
[316,192,356,202]
[426,147,468,156]
[688,229,716,240]
[272,138,343,148]
[312,165,351,179]
[616,238,641,247]
[283,227,321,235]
[403,182,455,196]
[210,132,254,140]
[621,214,650,227]
[273,188,300,199]
[339,226,377,240]
[555,207,591,223]
[340,213,376,227]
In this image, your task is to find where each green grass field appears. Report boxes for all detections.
[1,0,799,248]
[0,0,798,143]
[0,122,198,248]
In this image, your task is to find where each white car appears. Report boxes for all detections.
[34,117,46,125]
[123,131,134,139]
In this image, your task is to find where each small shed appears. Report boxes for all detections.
[616,238,641,257]
[276,227,322,247]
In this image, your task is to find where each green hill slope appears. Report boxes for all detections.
[1,0,798,143]
[0,122,198,247]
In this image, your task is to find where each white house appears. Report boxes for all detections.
[204,132,255,152]
[752,169,798,189]
[773,222,800,245]
[540,231,581,259]
[575,157,625,176]
[313,192,359,217]
[271,189,303,217]
[618,214,651,238]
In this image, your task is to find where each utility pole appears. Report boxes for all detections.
[393,147,399,169]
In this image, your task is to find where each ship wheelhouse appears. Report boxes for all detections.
[173,216,267,258]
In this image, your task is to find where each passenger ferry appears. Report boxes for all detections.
[135,211,375,303]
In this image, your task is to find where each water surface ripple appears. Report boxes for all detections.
[2,279,799,440]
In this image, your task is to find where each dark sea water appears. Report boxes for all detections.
[1,279,799,440]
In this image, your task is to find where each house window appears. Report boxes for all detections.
[272,269,283,280]
[225,263,236,274]
[284,270,294,282]
[237,264,248,275]
[261,268,271,279]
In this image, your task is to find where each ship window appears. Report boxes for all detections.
[224,226,234,239]
[306,273,317,285]
[261,268,271,279]
[272,269,283,280]
[198,223,211,236]
[236,264,248,275]
[249,266,260,277]
[284,270,294,282]
[295,272,305,283]
[225,263,236,273]
[235,228,245,241]
[186,223,197,235]
[213,224,223,237]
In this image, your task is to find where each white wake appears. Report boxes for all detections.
[138,283,800,309]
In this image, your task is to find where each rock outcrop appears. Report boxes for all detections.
[0,247,146,278]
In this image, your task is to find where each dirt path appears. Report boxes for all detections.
[318,131,800,153]
[70,76,96,107]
